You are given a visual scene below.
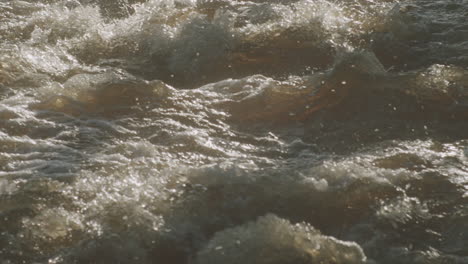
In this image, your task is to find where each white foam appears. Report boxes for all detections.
[196,214,367,264]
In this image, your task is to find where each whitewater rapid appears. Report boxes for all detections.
[1,0,468,263]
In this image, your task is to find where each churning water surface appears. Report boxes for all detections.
[1,0,468,263]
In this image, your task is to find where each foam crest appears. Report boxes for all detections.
[33,71,174,115]
[196,214,367,264]
[376,196,430,226]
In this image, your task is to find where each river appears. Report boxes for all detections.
[1,0,468,263]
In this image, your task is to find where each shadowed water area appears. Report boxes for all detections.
[1,0,468,263]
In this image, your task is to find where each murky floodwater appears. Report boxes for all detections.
[1,0,468,263]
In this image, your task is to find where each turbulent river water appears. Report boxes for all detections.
[1,0,468,263]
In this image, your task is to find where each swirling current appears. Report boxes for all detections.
[1,0,468,263]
